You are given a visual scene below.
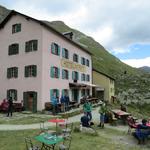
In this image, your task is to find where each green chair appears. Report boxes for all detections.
[25,137,40,150]
[59,136,72,150]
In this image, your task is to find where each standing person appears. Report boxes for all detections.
[7,97,13,117]
[64,91,70,111]
[51,93,58,115]
[60,94,65,112]
[83,100,92,121]
[98,103,106,128]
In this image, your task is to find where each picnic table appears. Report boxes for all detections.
[35,133,64,150]
[112,109,131,124]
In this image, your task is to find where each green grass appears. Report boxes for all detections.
[0,127,150,150]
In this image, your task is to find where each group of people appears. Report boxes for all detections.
[0,97,13,117]
[51,91,70,115]
[80,100,107,129]
[133,119,150,144]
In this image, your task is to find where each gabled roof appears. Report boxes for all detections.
[0,10,92,55]
[92,68,115,80]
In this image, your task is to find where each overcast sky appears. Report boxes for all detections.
[1,0,150,68]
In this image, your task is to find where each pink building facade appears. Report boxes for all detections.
[0,11,92,111]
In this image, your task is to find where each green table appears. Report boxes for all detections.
[35,133,64,150]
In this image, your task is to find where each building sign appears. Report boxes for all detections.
[61,59,86,72]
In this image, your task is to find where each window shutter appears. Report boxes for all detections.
[86,59,89,66]
[58,45,60,56]
[56,89,59,99]
[32,65,37,77]
[72,71,74,80]
[62,89,64,96]
[25,42,29,52]
[81,57,83,65]
[17,24,21,32]
[67,70,69,79]
[81,74,83,81]
[50,67,54,78]
[77,55,79,62]
[58,68,60,78]
[62,48,65,58]
[33,92,37,113]
[14,90,17,101]
[51,43,54,54]
[16,44,19,54]
[25,66,28,77]
[77,72,79,80]
[7,68,10,79]
[8,45,11,55]
[33,40,38,51]
[14,67,18,78]
[67,50,69,59]
[50,89,53,101]
[62,69,64,79]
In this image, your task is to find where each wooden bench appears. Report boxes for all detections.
[13,103,23,112]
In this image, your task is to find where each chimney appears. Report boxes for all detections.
[63,32,74,40]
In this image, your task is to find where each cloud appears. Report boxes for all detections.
[122,57,150,68]
[4,0,150,56]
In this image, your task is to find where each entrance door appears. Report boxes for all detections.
[23,91,37,112]
[96,91,104,100]
[72,89,79,102]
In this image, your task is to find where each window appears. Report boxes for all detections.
[25,65,37,77]
[72,71,79,80]
[7,67,18,79]
[25,40,38,52]
[73,53,78,63]
[81,73,86,81]
[62,69,69,79]
[8,43,19,55]
[12,23,21,33]
[50,89,59,101]
[51,43,60,55]
[86,74,90,82]
[86,59,89,67]
[50,66,60,78]
[7,89,17,101]
[81,57,85,65]
[62,48,69,59]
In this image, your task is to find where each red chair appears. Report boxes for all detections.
[127,116,138,134]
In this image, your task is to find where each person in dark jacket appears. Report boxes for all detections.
[7,97,13,117]
[81,113,90,128]
[60,94,65,112]
[64,91,70,111]
[133,119,150,144]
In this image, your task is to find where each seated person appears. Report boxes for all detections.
[133,119,150,144]
[81,113,90,128]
